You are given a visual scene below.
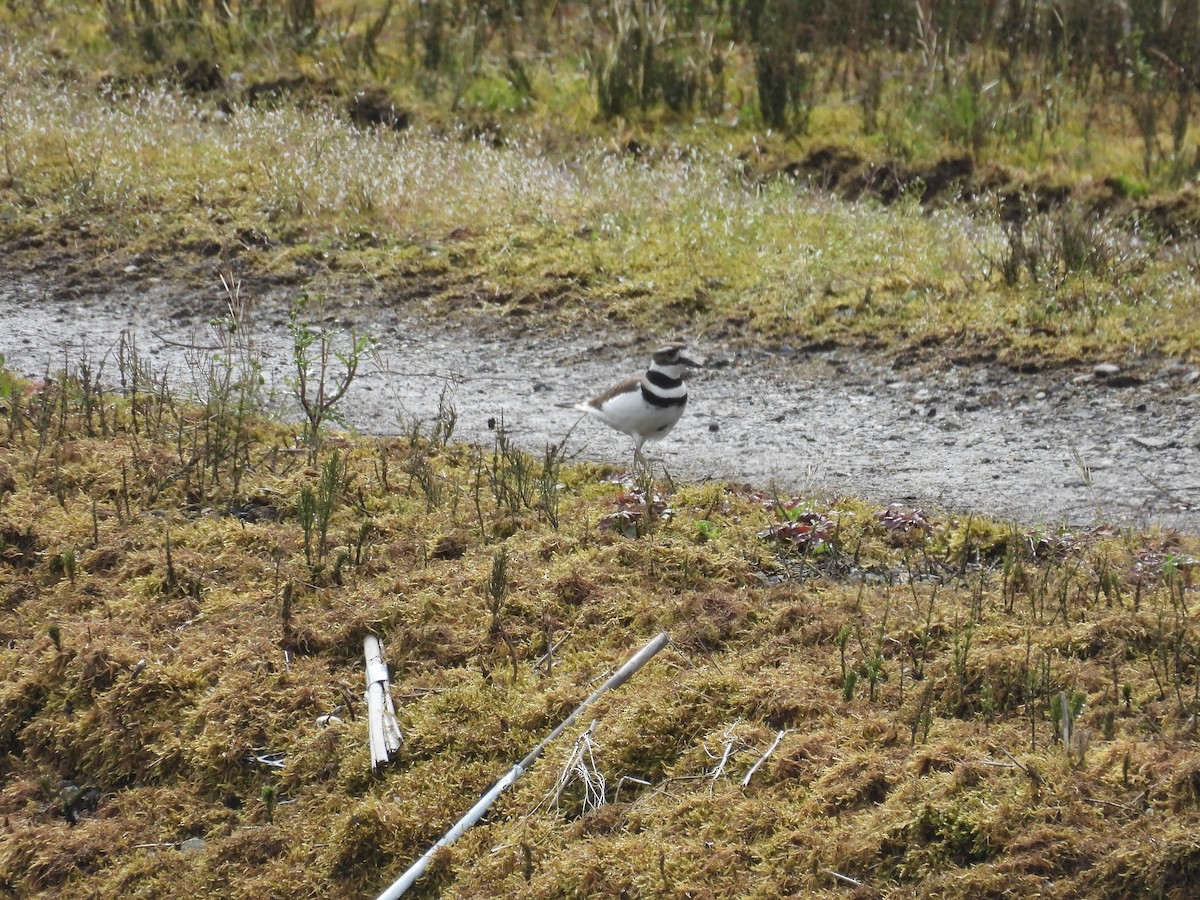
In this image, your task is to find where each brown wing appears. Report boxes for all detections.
[579,375,641,410]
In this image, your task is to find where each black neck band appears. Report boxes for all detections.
[646,370,682,390]
[641,384,687,408]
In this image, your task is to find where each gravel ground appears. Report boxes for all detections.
[3,265,1198,532]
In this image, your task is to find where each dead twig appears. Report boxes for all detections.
[706,720,741,792]
[742,728,789,787]
[1082,796,1141,814]
[825,868,863,888]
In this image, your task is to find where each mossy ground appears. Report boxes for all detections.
[1,367,1198,898]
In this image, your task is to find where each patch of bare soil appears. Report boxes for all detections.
[767,144,1200,237]
[2,262,1198,531]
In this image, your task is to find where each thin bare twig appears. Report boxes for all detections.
[742,729,789,787]
[825,868,863,888]
[705,720,741,793]
[1082,796,1140,814]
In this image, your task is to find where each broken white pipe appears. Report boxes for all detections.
[374,629,670,900]
[364,635,404,771]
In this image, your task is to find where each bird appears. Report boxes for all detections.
[574,342,702,466]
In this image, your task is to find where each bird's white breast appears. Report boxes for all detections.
[580,385,686,441]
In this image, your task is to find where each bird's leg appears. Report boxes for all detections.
[632,438,647,475]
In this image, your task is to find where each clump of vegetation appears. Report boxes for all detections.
[1,354,1199,898]
[288,297,375,461]
[10,1,1200,184]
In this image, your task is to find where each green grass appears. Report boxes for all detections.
[2,40,1197,368]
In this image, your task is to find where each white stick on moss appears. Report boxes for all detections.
[742,728,788,787]
[364,635,403,771]
[374,630,670,900]
[707,720,741,792]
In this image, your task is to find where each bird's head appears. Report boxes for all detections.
[652,342,703,372]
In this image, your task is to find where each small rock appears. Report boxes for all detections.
[708,422,720,432]
[123,264,140,275]
[1130,435,1171,450]
[754,571,787,587]
[1094,363,1122,378]
[179,838,206,854]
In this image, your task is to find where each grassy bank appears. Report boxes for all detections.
[8,1,1200,180]
[2,39,1199,369]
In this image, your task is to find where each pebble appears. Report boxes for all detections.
[1130,435,1171,450]
[179,838,206,854]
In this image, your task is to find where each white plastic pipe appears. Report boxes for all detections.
[374,630,670,900]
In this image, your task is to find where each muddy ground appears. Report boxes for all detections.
[2,262,1198,532]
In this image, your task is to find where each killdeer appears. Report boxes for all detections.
[575,342,702,464]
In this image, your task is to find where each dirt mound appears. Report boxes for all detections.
[774,144,1200,238]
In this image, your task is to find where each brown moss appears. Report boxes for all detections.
[2,369,1200,900]
[813,754,899,815]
